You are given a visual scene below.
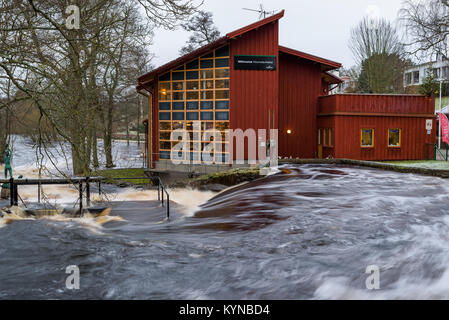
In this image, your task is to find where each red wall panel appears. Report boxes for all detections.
[318,94,436,161]
[229,20,279,161]
[278,54,322,158]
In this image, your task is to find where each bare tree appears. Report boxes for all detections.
[0,0,199,175]
[349,17,407,93]
[180,10,220,55]
[400,0,449,60]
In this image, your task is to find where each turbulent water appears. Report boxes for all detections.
[2,159,449,299]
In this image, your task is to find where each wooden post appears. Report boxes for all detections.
[86,177,91,207]
[9,178,14,207]
[79,182,83,215]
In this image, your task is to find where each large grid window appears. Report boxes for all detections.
[158,45,230,162]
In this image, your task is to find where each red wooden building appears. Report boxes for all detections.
[137,11,436,168]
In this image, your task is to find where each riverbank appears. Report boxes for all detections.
[95,158,449,192]
[279,158,449,178]
[94,167,262,191]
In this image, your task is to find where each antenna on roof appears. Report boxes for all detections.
[243,4,276,20]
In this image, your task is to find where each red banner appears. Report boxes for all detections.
[440,113,449,145]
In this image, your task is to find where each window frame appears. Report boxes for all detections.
[157,45,230,161]
[387,128,401,148]
[361,128,374,148]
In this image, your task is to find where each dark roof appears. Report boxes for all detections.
[138,10,285,85]
[279,46,341,71]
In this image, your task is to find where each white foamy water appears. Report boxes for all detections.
[1,136,216,225]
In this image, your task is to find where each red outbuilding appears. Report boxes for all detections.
[137,11,436,169]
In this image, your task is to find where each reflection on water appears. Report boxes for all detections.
[2,163,449,299]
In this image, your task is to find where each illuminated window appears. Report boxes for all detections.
[321,129,333,147]
[361,129,374,147]
[388,129,401,147]
[157,45,230,162]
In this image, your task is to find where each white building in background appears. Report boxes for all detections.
[404,58,449,87]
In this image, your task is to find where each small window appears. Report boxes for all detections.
[159,82,171,91]
[215,59,229,68]
[186,101,199,110]
[201,101,214,110]
[200,91,214,100]
[172,82,184,91]
[215,69,229,78]
[186,60,199,70]
[215,112,229,121]
[413,71,420,83]
[160,151,171,159]
[215,90,229,100]
[159,122,171,131]
[173,112,184,121]
[215,46,229,57]
[186,81,199,90]
[160,132,171,140]
[172,102,184,110]
[361,129,374,147]
[388,129,401,147]
[322,129,327,146]
[159,91,170,101]
[215,101,229,109]
[159,102,170,110]
[172,92,184,101]
[173,122,184,130]
[200,59,214,69]
[186,71,199,80]
[201,80,214,90]
[327,129,333,147]
[318,129,321,145]
[201,112,214,121]
[200,70,214,79]
[159,112,171,121]
[159,73,170,82]
[187,112,199,120]
[405,73,412,85]
[202,52,214,59]
[172,72,184,80]
[215,79,229,89]
[186,91,199,100]
[215,122,229,131]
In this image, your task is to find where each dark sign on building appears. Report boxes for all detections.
[234,55,277,71]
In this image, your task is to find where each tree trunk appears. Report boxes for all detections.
[92,120,99,169]
[104,101,115,168]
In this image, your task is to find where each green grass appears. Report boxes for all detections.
[383,160,449,170]
[435,97,449,111]
[93,168,151,186]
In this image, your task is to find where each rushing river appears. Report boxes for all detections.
[2,158,449,299]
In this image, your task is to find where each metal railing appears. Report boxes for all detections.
[154,176,170,220]
[0,175,170,220]
[434,144,449,161]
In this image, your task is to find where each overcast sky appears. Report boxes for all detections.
[151,0,404,69]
